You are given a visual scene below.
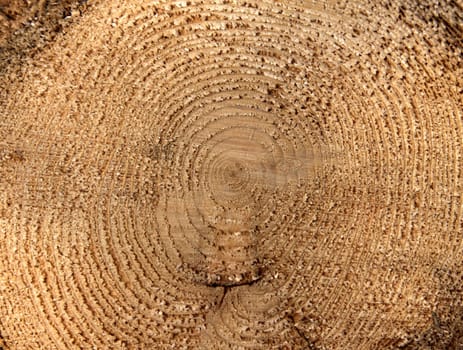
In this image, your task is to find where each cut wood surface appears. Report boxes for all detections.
[0,0,462,349]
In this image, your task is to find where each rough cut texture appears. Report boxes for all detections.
[0,0,462,349]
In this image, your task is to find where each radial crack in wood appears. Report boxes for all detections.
[0,0,462,349]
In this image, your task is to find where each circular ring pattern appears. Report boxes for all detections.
[0,0,462,349]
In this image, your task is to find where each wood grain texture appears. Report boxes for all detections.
[0,0,462,349]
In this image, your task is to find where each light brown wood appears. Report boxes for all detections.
[0,1,462,349]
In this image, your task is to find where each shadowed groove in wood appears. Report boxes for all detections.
[0,0,462,349]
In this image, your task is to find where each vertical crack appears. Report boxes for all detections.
[217,286,229,309]
[287,314,319,349]
[294,326,313,348]
[0,329,5,350]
